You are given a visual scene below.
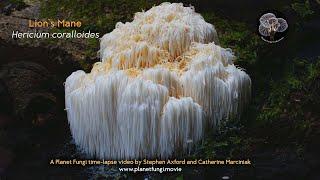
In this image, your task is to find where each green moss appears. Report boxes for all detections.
[176,175,183,180]
[8,0,26,7]
[256,58,320,143]
[291,0,314,19]
[39,0,165,34]
[191,118,254,160]
[77,59,90,72]
[85,38,99,57]
[202,12,262,66]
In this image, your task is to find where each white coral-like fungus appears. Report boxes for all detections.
[65,2,251,159]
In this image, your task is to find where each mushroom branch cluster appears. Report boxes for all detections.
[65,3,251,159]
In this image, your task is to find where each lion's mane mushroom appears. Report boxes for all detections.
[64,3,251,159]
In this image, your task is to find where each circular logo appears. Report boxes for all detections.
[258,12,288,43]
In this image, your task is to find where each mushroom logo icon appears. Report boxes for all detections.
[259,13,288,43]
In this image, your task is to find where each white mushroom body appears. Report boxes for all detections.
[65,2,251,159]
